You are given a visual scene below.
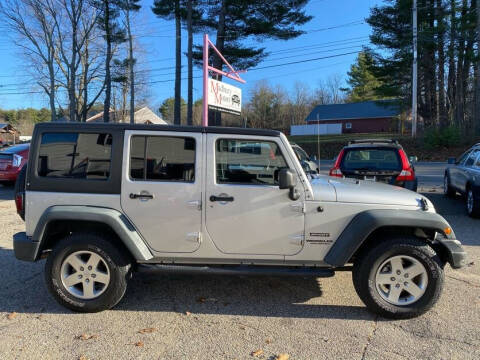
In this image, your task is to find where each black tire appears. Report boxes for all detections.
[45,233,131,313]
[14,165,27,220]
[352,237,444,319]
[466,187,480,218]
[444,174,456,198]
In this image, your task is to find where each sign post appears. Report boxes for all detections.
[202,34,246,127]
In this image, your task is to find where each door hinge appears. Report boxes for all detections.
[186,232,202,244]
[290,202,305,213]
[187,200,202,211]
[288,234,305,246]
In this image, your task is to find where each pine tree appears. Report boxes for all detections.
[345,51,383,102]
[194,0,312,126]
[91,0,126,123]
[152,0,182,125]
[118,0,141,124]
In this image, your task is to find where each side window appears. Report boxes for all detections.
[216,139,288,185]
[130,135,195,182]
[458,150,472,165]
[473,151,480,168]
[465,150,479,167]
[38,132,112,180]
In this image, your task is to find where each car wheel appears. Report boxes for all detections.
[45,233,131,313]
[466,188,480,218]
[352,237,444,319]
[443,175,455,198]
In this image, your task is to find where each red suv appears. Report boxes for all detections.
[329,139,418,191]
[0,143,30,185]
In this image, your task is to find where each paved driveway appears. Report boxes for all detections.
[0,184,478,359]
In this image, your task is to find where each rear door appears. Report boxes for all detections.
[457,149,480,193]
[205,134,305,256]
[121,130,203,253]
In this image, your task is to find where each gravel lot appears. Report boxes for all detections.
[0,184,479,360]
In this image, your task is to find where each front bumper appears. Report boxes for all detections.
[13,232,40,262]
[435,237,467,269]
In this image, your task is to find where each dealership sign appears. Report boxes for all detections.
[208,78,242,115]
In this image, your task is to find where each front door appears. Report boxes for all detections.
[205,134,305,256]
[121,130,203,253]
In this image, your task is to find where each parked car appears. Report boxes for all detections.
[290,143,319,174]
[13,123,466,318]
[444,143,480,217]
[329,139,418,191]
[0,143,29,186]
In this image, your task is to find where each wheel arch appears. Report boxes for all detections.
[33,206,153,262]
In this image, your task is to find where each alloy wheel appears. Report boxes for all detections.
[60,251,111,300]
[375,255,428,306]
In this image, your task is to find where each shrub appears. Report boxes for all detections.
[424,126,461,149]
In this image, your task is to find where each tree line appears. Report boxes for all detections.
[0,0,311,126]
[0,108,51,135]
[343,0,480,137]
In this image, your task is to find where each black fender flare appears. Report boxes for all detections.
[324,209,457,267]
[33,205,153,261]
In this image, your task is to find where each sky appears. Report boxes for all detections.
[0,0,383,111]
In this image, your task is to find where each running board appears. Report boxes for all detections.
[137,264,335,277]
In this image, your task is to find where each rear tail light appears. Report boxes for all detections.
[397,150,415,181]
[15,192,24,215]
[329,149,345,178]
[329,168,343,177]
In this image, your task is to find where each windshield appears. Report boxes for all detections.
[293,146,309,162]
[341,148,401,171]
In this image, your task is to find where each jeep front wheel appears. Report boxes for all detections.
[352,237,444,319]
[45,233,131,313]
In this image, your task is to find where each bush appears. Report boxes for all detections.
[424,126,461,149]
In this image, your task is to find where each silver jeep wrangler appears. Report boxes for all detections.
[13,123,466,318]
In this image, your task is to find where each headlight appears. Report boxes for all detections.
[12,154,22,167]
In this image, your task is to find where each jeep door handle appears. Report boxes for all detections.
[209,195,234,202]
[130,193,154,199]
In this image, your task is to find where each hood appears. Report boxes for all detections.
[310,176,431,208]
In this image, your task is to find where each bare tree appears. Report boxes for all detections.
[0,0,58,121]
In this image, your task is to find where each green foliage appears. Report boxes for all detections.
[193,0,313,70]
[424,126,461,148]
[345,51,384,102]
[159,97,186,123]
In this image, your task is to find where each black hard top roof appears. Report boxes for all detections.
[34,122,281,137]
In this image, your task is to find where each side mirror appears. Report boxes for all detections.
[279,169,300,201]
[310,155,317,161]
[448,157,456,164]
[409,156,418,163]
[279,168,296,189]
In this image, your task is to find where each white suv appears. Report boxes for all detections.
[13,123,466,318]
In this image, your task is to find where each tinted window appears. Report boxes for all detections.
[130,136,195,182]
[457,150,471,165]
[216,139,287,185]
[38,133,112,180]
[293,146,309,162]
[465,150,480,167]
[342,148,401,171]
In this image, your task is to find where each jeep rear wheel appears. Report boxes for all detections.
[352,237,444,319]
[45,233,131,313]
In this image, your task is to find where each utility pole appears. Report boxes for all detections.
[475,0,480,135]
[412,0,418,138]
